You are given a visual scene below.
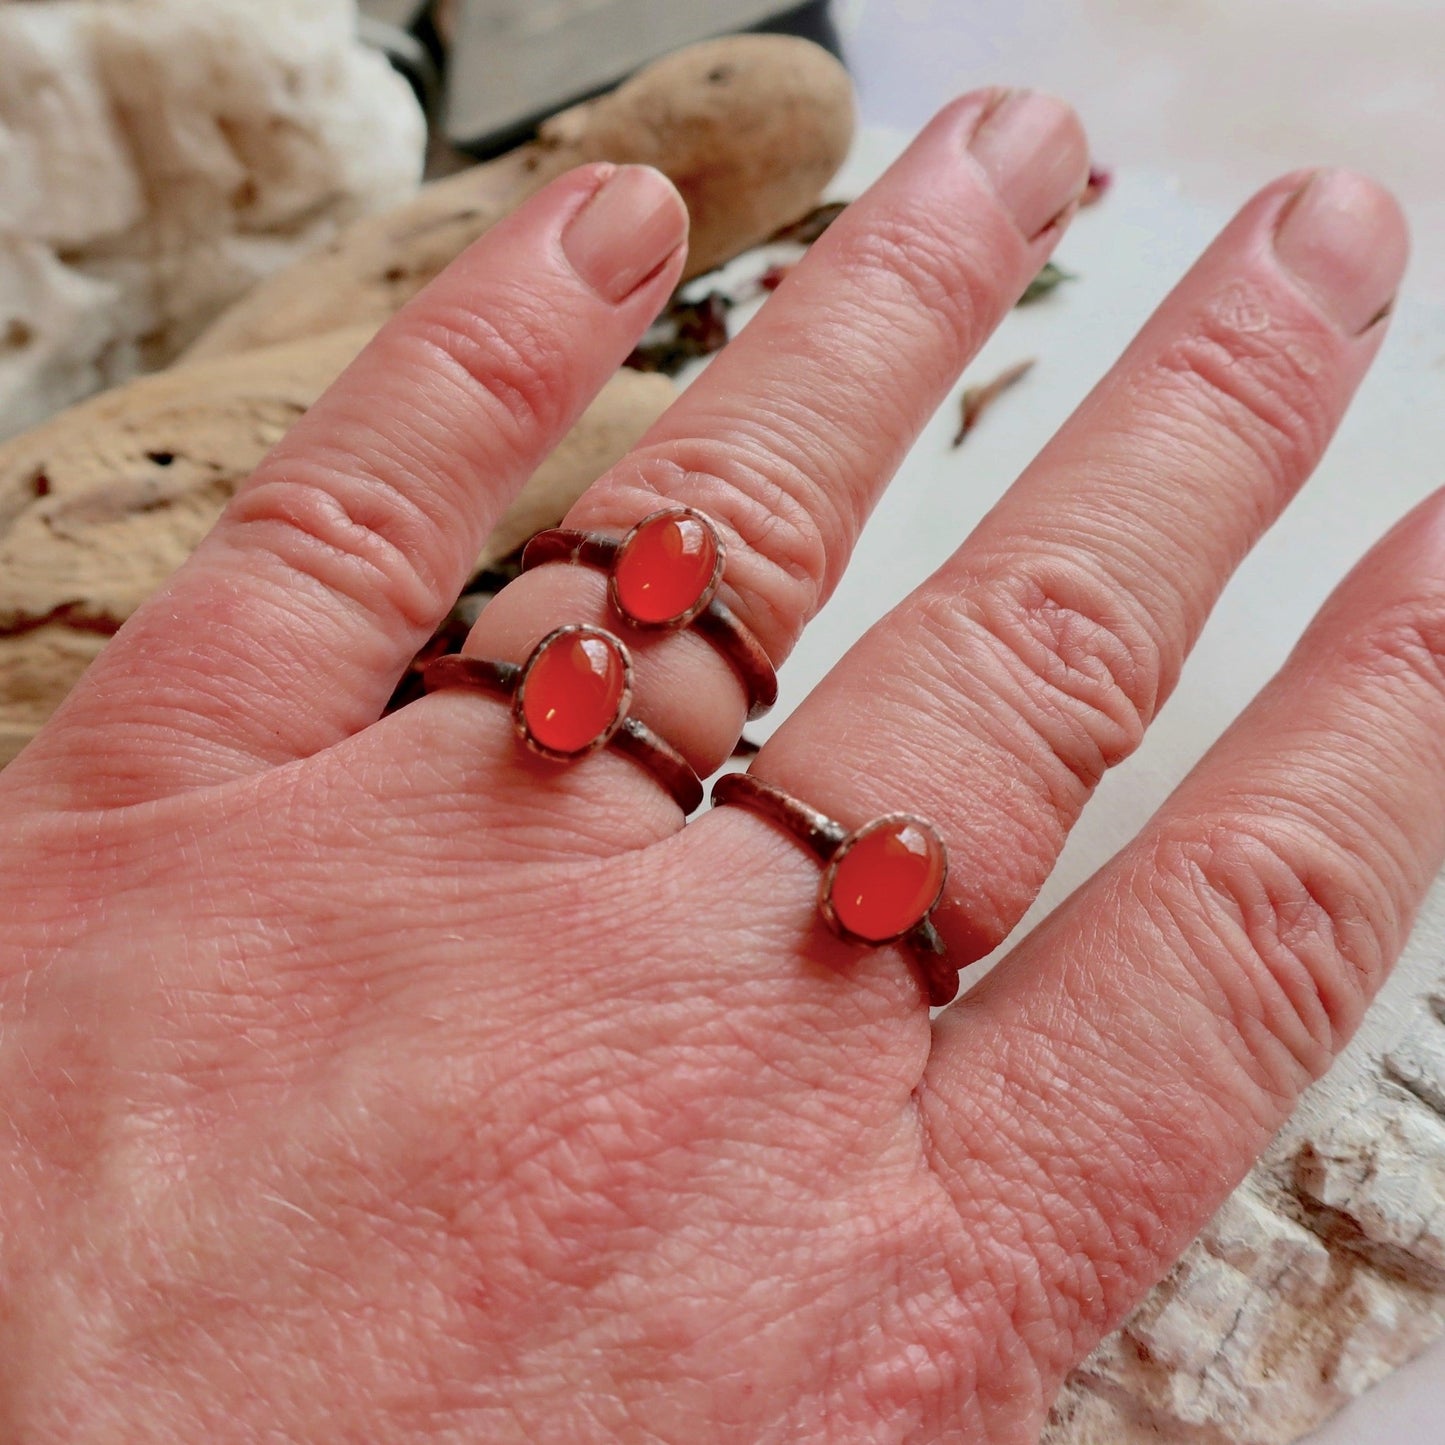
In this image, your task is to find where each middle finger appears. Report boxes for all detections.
[465,90,1089,773]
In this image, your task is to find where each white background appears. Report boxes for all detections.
[838,0,1445,303]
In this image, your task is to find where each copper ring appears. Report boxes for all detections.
[711,772,957,1006]
[423,626,703,813]
[521,507,779,720]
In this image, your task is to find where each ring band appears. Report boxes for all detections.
[423,625,704,813]
[711,772,957,1006]
[521,507,779,720]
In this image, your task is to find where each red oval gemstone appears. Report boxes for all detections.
[613,511,720,625]
[825,818,946,943]
[519,629,628,756]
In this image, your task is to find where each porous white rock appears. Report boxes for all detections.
[0,0,425,438]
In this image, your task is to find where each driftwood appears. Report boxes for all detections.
[184,34,855,361]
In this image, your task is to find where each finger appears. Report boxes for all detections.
[919,486,1445,1412]
[725,168,1407,969]
[14,165,688,806]
[460,90,1090,776]
[309,690,692,864]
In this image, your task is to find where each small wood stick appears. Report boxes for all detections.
[951,358,1036,448]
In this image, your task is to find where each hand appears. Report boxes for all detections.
[0,90,1424,1442]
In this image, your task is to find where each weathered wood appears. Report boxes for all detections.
[183,34,855,360]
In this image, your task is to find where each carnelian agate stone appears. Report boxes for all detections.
[613,509,720,626]
[825,817,947,943]
[518,628,628,756]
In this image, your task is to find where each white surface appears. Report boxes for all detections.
[717,118,1445,1439]
[839,0,1445,303]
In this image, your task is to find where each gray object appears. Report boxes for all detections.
[357,0,432,27]
[358,15,442,113]
[442,0,820,147]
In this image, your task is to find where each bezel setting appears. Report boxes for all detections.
[608,506,726,630]
[512,624,634,761]
[818,812,949,946]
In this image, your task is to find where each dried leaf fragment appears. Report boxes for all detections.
[627,293,733,375]
[758,262,794,292]
[952,358,1036,448]
[1017,261,1076,306]
[768,200,848,245]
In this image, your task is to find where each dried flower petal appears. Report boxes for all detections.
[1081,165,1113,207]
[627,292,733,374]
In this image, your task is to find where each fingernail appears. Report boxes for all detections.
[1273,169,1408,336]
[562,165,688,302]
[968,90,1089,240]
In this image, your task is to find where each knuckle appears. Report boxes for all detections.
[609,440,832,656]
[1345,594,1445,702]
[1147,814,1397,1087]
[231,463,442,632]
[832,209,987,355]
[576,205,1014,663]
[232,289,579,635]
[944,554,1163,787]
[1151,283,1336,498]
[404,291,571,456]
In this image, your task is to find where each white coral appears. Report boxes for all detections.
[0,0,426,438]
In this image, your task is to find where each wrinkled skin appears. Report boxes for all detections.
[1,92,1436,1443]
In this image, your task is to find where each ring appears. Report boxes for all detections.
[521,507,780,720]
[711,772,957,1006]
[423,625,704,813]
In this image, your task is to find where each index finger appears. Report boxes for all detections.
[12,165,688,808]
